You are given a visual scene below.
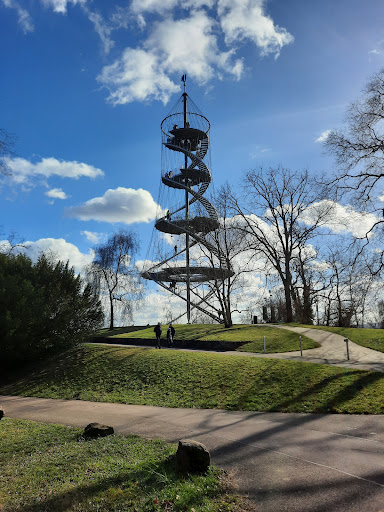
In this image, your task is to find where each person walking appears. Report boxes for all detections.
[167,323,175,347]
[154,322,162,349]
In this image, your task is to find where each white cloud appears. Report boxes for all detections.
[84,7,114,54]
[81,230,104,244]
[66,187,162,224]
[250,145,270,158]
[130,0,215,19]
[109,6,132,29]
[7,237,94,273]
[147,12,243,82]
[40,0,87,14]
[98,10,244,104]
[45,188,68,200]
[315,129,331,143]
[130,0,179,17]
[3,156,104,185]
[98,48,181,105]
[1,0,34,32]
[303,200,379,238]
[369,40,384,56]
[217,0,294,56]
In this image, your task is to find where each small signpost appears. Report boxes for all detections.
[300,335,303,357]
[263,335,266,354]
[344,338,350,360]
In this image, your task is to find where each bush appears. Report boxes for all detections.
[0,252,103,366]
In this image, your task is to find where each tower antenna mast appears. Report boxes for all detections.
[181,74,191,323]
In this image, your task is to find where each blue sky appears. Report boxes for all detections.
[1,0,384,322]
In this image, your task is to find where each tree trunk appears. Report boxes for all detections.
[283,280,293,323]
[109,294,114,330]
[302,284,313,324]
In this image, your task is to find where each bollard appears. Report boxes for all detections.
[300,335,303,357]
[344,338,350,360]
[263,335,266,354]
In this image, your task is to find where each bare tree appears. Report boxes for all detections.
[88,229,143,330]
[0,228,25,254]
[0,129,15,175]
[325,69,384,201]
[316,241,379,327]
[324,68,384,273]
[229,166,332,323]
[192,187,255,327]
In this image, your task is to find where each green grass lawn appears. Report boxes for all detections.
[106,324,319,353]
[2,344,384,414]
[294,325,384,353]
[0,417,248,512]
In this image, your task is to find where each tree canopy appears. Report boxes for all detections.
[88,229,143,330]
[0,252,103,366]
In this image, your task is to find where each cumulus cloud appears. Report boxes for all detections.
[98,11,244,104]
[98,48,181,105]
[303,200,379,238]
[315,129,331,143]
[45,187,68,200]
[98,0,291,104]
[66,187,162,224]
[217,0,294,56]
[81,230,105,244]
[40,0,87,14]
[148,12,243,82]
[1,0,34,32]
[5,237,94,273]
[4,0,293,104]
[3,156,104,186]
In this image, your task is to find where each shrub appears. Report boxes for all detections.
[0,252,103,366]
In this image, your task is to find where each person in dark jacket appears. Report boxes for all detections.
[154,322,162,349]
[167,323,175,347]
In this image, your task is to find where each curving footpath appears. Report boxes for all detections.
[98,326,384,373]
[238,325,384,373]
[3,327,384,510]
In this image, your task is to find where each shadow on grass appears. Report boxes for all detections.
[266,369,383,413]
[15,456,216,512]
[96,326,150,338]
[0,346,148,397]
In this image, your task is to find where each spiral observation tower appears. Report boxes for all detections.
[142,76,234,323]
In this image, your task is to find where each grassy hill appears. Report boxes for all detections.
[99,324,319,353]
[2,344,384,414]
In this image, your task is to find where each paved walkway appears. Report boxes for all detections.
[2,395,384,512]
[256,325,384,373]
[99,325,384,373]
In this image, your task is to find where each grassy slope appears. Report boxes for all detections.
[106,324,319,353]
[0,417,247,512]
[295,325,384,353]
[2,345,384,414]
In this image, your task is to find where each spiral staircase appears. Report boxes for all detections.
[142,79,234,323]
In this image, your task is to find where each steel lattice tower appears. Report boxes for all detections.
[142,76,234,323]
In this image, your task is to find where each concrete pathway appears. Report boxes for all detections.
[97,325,384,373]
[257,325,384,373]
[2,395,384,512]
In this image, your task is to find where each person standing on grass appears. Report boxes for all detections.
[154,322,162,349]
[167,323,175,347]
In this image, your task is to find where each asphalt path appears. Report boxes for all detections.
[3,327,384,510]
[96,325,384,373]
[2,395,384,511]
